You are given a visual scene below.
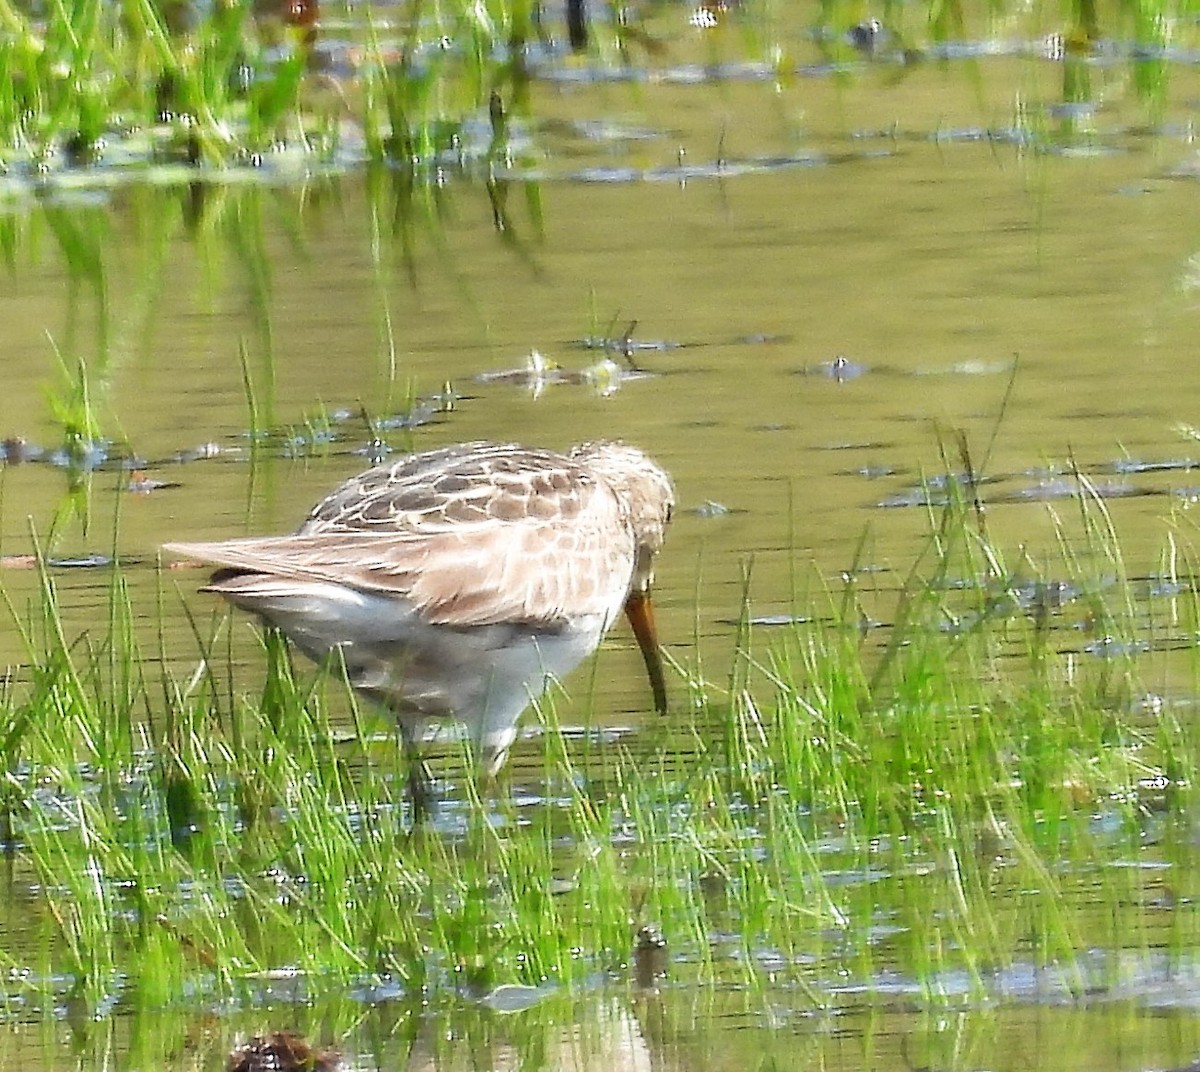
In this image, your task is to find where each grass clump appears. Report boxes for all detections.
[698,468,1199,997]
[0,460,1197,1019]
[0,0,1194,179]
[0,0,536,173]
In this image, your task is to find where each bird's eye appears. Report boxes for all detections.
[665,504,674,525]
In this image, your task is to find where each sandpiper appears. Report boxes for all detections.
[165,440,674,801]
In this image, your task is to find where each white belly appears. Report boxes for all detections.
[219,578,615,771]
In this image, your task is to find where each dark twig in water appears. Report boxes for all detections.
[566,0,589,51]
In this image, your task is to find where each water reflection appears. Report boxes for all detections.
[23,986,1200,1071]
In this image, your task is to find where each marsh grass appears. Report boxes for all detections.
[0,462,1197,1019]
[0,0,489,170]
[0,0,1192,178]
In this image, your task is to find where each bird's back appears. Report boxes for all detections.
[163,440,670,772]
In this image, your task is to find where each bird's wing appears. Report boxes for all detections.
[301,442,602,535]
[166,443,643,627]
[164,510,636,629]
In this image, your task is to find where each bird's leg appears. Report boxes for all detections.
[402,735,436,823]
[458,741,510,819]
[474,763,506,815]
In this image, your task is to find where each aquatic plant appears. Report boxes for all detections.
[0,0,1191,179]
[0,453,1193,1022]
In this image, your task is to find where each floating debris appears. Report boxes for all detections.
[475,349,560,398]
[2,436,42,463]
[733,332,792,346]
[1041,28,1100,61]
[1145,577,1187,598]
[797,355,869,381]
[853,464,900,479]
[353,438,391,464]
[578,357,625,396]
[475,349,650,399]
[747,613,814,627]
[1102,457,1198,475]
[694,500,731,518]
[569,118,664,144]
[2,553,114,570]
[848,18,888,55]
[913,358,1015,376]
[996,479,1143,503]
[1011,579,1080,615]
[1133,693,1166,717]
[577,322,683,356]
[127,471,182,494]
[49,554,114,569]
[46,440,110,470]
[687,0,745,28]
[877,469,997,505]
[1084,636,1150,658]
[376,402,441,429]
[227,1032,340,1072]
[173,442,227,462]
[478,982,558,1013]
[878,488,945,509]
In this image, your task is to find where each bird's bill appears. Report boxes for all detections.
[624,590,667,715]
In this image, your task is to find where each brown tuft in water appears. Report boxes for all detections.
[633,924,668,989]
[227,1032,340,1072]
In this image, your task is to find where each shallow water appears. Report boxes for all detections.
[7,1,1200,1067]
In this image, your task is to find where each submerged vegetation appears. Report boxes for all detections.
[1,467,1198,1029]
